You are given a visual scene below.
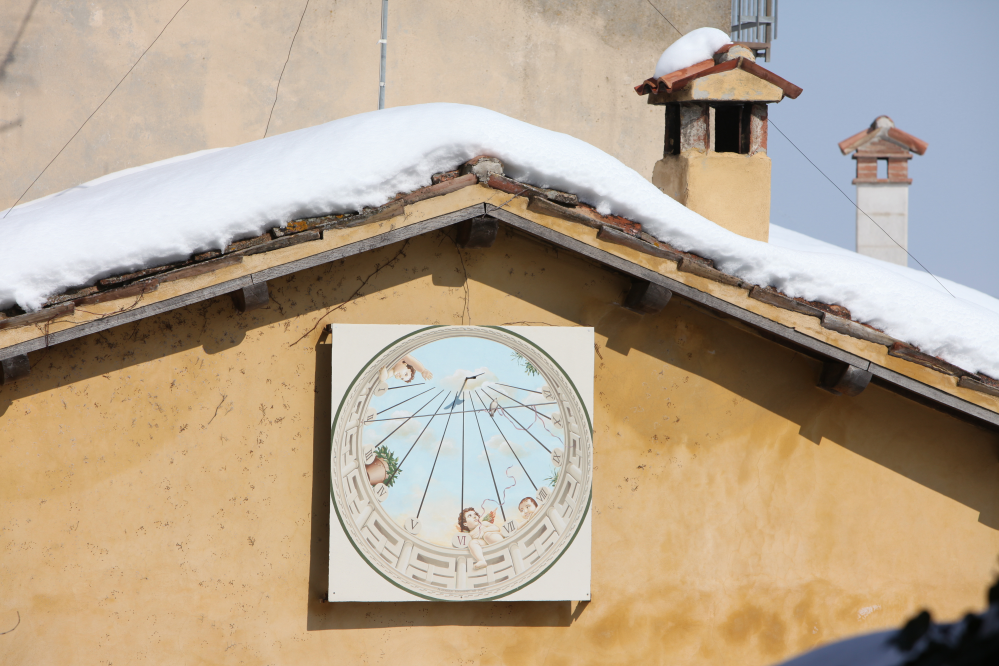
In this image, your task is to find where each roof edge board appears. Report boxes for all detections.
[2,198,994,431]
[487,206,869,369]
[486,205,999,432]
[250,204,485,284]
[869,364,999,429]
[0,274,254,362]
[0,204,486,363]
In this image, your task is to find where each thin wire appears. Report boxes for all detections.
[473,392,537,492]
[495,382,542,395]
[372,386,435,416]
[476,389,551,454]
[0,610,19,636]
[366,402,556,422]
[645,0,683,36]
[488,188,528,214]
[263,0,311,138]
[469,392,508,521]
[768,120,955,298]
[396,391,451,467]
[2,0,192,219]
[377,390,445,453]
[643,1,955,298]
[417,380,466,519]
[387,382,425,390]
[484,386,552,421]
[461,390,465,510]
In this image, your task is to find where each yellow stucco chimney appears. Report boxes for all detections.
[635,45,802,242]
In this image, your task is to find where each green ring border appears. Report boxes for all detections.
[328,324,593,602]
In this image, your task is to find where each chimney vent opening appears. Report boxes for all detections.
[665,105,682,156]
[713,104,750,154]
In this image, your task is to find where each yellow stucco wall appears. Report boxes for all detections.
[653,151,772,241]
[0,0,729,209]
[2,226,997,665]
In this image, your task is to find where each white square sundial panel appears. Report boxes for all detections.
[328,325,593,601]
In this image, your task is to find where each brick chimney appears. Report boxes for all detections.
[838,116,928,265]
[635,45,802,242]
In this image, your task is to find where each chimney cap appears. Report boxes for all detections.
[872,115,895,129]
[838,117,928,156]
[714,44,756,64]
[635,55,802,102]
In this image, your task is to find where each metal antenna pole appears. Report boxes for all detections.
[378,0,388,109]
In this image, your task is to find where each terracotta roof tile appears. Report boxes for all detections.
[635,56,802,99]
[839,119,928,155]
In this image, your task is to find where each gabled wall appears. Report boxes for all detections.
[1,227,997,665]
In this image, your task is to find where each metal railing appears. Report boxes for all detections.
[731,0,777,61]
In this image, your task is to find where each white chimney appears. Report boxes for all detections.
[838,116,928,265]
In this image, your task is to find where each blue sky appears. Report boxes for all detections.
[362,336,564,547]
[766,0,998,298]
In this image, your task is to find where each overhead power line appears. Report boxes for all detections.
[264,0,312,138]
[768,121,954,297]
[644,0,682,36]
[2,0,193,219]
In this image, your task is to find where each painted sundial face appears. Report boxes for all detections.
[330,326,592,601]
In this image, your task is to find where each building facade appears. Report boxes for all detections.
[0,0,729,211]
[2,2,997,665]
[1,170,997,664]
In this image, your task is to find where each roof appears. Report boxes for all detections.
[1,104,996,426]
[839,116,928,156]
[634,48,802,100]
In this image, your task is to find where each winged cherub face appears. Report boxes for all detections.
[519,497,538,520]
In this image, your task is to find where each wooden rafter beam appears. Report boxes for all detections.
[819,361,873,397]
[232,282,270,312]
[0,354,29,384]
[623,280,673,315]
[456,216,498,248]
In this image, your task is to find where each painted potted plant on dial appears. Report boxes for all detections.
[366,445,401,487]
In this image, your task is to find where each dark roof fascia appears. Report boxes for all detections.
[484,204,999,433]
[0,205,485,364]
[1,201,995,431]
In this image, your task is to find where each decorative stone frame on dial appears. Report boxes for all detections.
[330,325,593,601]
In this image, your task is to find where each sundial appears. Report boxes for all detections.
[330,326,593,601]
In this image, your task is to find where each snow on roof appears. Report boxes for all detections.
[652,27,731,79]
[3,103,998,377]
[769,225,999,318]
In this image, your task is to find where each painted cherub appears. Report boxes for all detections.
[518,497,539,525]
[457,507,503,570]
[379,354,433,384]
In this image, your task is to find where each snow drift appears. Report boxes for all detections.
[2,103,998,376]
[653,27,731,79]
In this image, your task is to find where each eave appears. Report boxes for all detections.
[1,173,996,430]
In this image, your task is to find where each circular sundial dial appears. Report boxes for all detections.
[330,326,593,600]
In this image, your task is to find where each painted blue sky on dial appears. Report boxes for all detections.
[362,335,563,547]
